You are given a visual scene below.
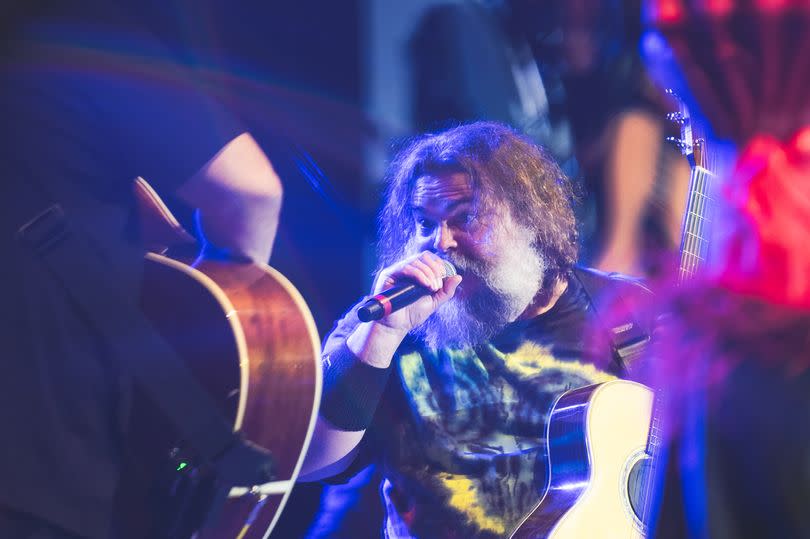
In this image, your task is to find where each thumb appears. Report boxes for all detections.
[436,275,462,302]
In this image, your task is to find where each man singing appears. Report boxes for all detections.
[301,121,652,538]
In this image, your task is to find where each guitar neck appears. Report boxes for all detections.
[659,162,715,453]
[677,165,715,284]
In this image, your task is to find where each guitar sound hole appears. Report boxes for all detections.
[627,455,654,522]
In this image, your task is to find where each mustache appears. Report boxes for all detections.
[442,252,487,278]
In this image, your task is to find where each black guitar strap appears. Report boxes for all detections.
[10,178,265,474]
[572,266,652,376]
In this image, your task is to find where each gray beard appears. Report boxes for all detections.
[412,239,546,350]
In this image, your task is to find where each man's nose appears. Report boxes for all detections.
[432,222,457,253]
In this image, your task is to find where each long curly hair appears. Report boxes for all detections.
[377,121,578,288]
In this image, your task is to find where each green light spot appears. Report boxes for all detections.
[177,462,188,472]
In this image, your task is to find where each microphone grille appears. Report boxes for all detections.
[442,260,457,278]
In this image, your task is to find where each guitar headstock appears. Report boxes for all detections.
[665,88,717,282]
[664,88,709,171]
[133,176,196,254]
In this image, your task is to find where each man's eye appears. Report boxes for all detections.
[416,218,435,235]
[450,213,474,228]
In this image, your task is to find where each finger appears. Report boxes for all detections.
[420,252,451,283]
[410,258,442,291]
[374,251,433,291]
[435,275,462,303]
[393,261,440,292]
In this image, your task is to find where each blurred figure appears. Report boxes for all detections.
[0,2,282,537]
[641,2,810,537]
[545,0,691,277]
[410,0,691,278]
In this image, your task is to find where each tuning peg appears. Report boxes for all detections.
[665,88,677,97]
[666,136,691,152]
[666,112,686,124]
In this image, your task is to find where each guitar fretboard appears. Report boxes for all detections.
[677,165,715,284]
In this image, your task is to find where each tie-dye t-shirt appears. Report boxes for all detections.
[337,270,651,538]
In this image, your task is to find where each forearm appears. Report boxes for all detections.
[347,320,407,368]
[302,253,458,479]
[596,112,661,274]
[298,418,366,480]
[175,132,283,264]
[300,312,406,479]
[195,191,280,263]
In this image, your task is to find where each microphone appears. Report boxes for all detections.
[357,260,457,322]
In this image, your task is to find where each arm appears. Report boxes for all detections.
[595,111,667,276]
[174,132,282,264]
[297,320,406,481]
[299,251,462,480]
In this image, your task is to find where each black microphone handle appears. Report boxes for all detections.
[357,260,457,322]
[357,282,430,322]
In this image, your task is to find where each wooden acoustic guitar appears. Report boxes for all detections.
[510,93,715,538]
[114,177,322,539]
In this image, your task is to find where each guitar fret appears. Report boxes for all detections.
[679,160,715,282]
[691,190,712,201]
[684,231,707,245]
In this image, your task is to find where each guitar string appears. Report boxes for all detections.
[681,169,713,280]
[680,168,704,281]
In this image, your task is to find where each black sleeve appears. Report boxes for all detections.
[90,32,245,193]
[6,9,246,198]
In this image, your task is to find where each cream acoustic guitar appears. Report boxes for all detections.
[114,177,322,539]
[511,93,715,538]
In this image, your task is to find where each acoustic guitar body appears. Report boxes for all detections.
[511,380,654,539]
[115,178,321,538]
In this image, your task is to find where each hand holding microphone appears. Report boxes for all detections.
[358,253,460,323]
[344,252,460,372]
